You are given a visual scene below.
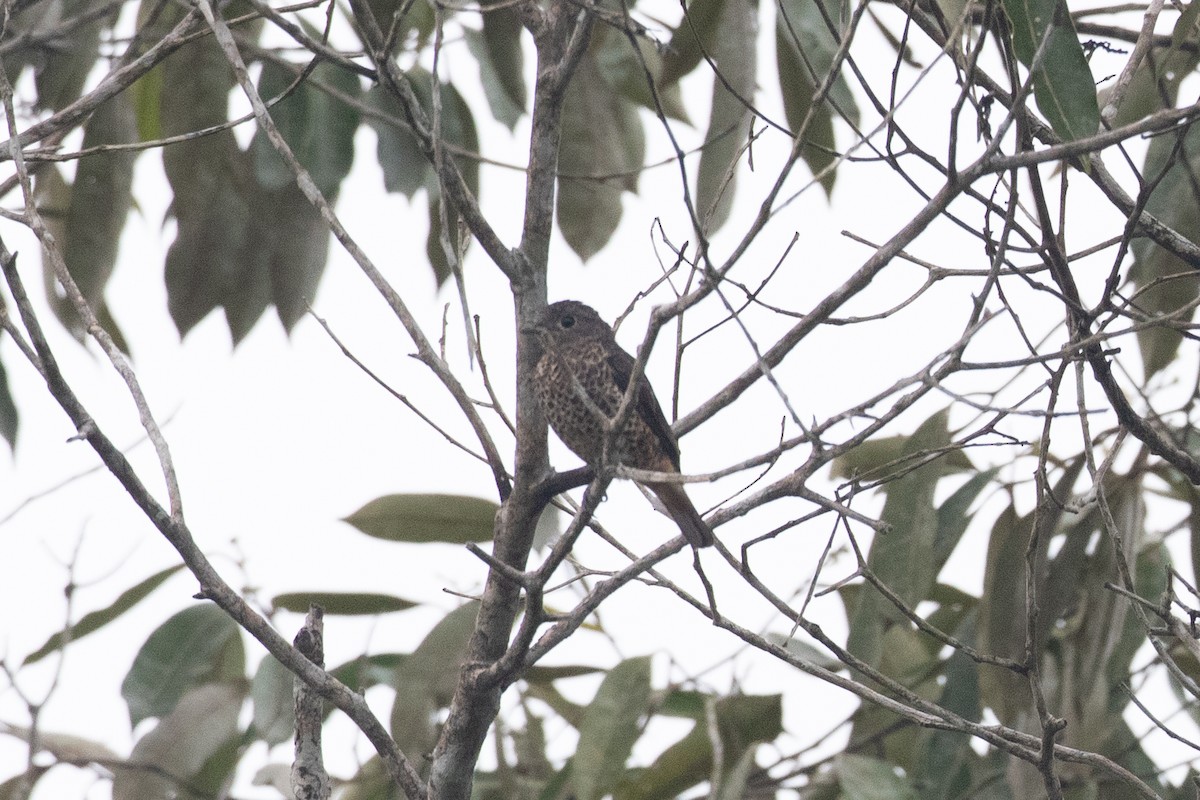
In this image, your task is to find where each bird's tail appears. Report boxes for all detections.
[650,483,715,548]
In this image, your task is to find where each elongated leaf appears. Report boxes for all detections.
[1129,121,1200,379]
[250,655,293,746]
[661,0,728,86]
[1001,0,1099,142]
[113,683,244,800]
[343,493,498,543]
[558,50,645,260]
[467,5,527,129]
[32,0,104,112]
[265,182,334,335]
[272,591,417,615]
[595,28,688,122]
[54,92,137,340]
[366,70,480,285]
[836,754,920,799]
[613,694,782,800]
[977,458,1084,723]
[251,60,362,195]
[695,0,757,232]
[156,1,261,337]
[572,656,652,800]
[23,564,186,666]
[121,604,244,727]
[846,408,954,669]
[389,602,480,759]
[776,0,860,195]
[933,467,1000,574]
[0,350,16,449]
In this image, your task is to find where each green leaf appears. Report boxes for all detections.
[156,2,261,338]
[272,591,417,615]
[661,0,728,86]
[1129,122,1200,379]
[831,431,973,482]
[343,493,498,543]
[977,458,1084,722]
[467,6,527,129]
[54,93,137,340]
[250,655,293,746]
[367,84,429,198]
[846,408,954,668]
[614,694,782,800]
[113,683,245,800]
[262,182,333,336]
[1001,0,1099,142]
[572,656,653,800]
[121,604,245,727]
[0,350,17,449]
[250,60,362,196]
[389,602,480,758]
[558,50,645,260]
[594,29,689,122]
[524,664,605,683]
[32,0,103,112]
[23,564,186,666]
[366,70,479,285]
[836,754,920,800]
[164,137,255,337]
[330,652,407,694]
[695,0,756,232]
[776,0,861,195]
[933,467,1000,574]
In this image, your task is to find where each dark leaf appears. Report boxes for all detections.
[468,6,527,129]
[1129,122,1200,379]
[22,564,185,666]
[933,467,1000,574]
[0,349,16,449]
[54,93,137,338]
[343,493,498,543]
[271,591,418,615]
[776,0,860,195]
[572,656,652,800]
[660,0,728,86]
[113,683,244,800]
[267,183,333,334]
[614,694,781,800]
[836,754,920,799]
[594,28,689,122]
[121,604,245,727]
[695,0,757,232]
[846,408,954,668]
[558,51,644,260]
[389,602,480,759]
[250,60,362,195]
[156,1,260,338]
[367,84,430,198]
[1001,0,1099,142]
[32,0,106,112]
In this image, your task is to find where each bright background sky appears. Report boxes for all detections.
[3,3,1193,797]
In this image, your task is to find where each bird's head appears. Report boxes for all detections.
[526,301,612,347]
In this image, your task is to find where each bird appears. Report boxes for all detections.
[528,300,714,548]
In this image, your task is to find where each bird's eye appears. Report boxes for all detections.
[560,315,575,329]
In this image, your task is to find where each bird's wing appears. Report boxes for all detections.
[606,345,682,470]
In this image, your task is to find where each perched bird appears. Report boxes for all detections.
[529,300,714,548]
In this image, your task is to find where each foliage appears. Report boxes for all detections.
[5,0,1200,799]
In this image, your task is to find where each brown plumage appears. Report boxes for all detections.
[529,301,714,548]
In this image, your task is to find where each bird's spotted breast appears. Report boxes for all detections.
[534,340,671,472]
